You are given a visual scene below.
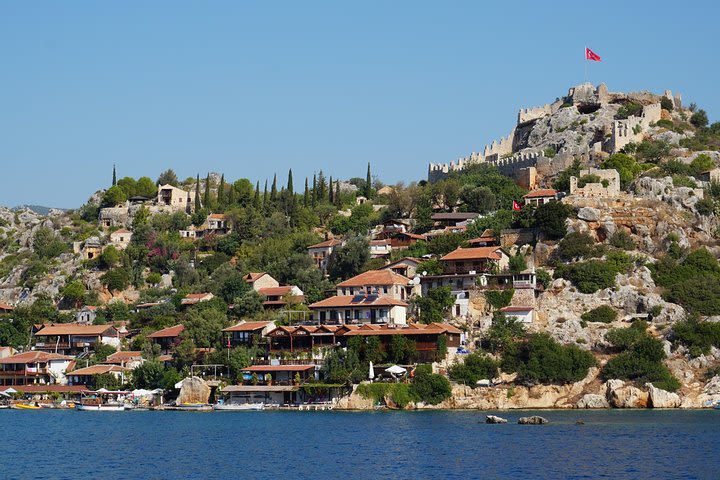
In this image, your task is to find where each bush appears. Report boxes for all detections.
[510,333,596,384]
[581,305,617,323]
[449,352,499,387]
[356,383,413,408]
[690,110,709,128]
[601,153,643,186]
[33,227,68,259]
[609,230,635,250]
[509,254,527,273]
[695,198,715,216]
[555,260,618,294]
[535,269,552,289]
[616,102,643,120]
[557,232,603,261]
[101,267,131,292]
[671,318,720,356]
[689,154,715,176]
[534,202,574,239]
[410,371,452,405]
[484,289,514,309]
[605,321,648,350]
[660,96,674,111]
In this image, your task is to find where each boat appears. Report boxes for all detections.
[12,403,42,410]
[76,390,131,411]
[174,403,213,412]
[213,402,265,411]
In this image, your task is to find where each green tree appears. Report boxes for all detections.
[33,227,67,259]
[112,164,117,186]
[135,176,158,198]
[233,290,264,317]
[365,162,372,198]
[327,237,370,281]
[690,109,708,128]
[534,202,573,239]
[101,267,131,292]
[511,333,596,384]
[99,245,121,269]
[203,173,212,210]
[132,360,166,389]
[62,280,86,308]
[101,185,128,208]
[217,174,226,207]
[410,370,452,405]
[194,174,201,212]
[157,169,179,186]
[183,306,227,348]
[449,352,499,386]
[601,153,643,186]
[509,253,527,273]
[413,287,454,324]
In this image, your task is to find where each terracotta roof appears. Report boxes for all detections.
[35,324,118,337]
[431,212,479,221]
[222,385,298,392]
[397,232,427,240]
[309,295,408,309]
[147,324,185,338]
[337,270,411,288]
[244,272,267,283]
[0,302,15,311]
[441,247,504,261]
[242,365,315,372]
[222,321,272,332]
[208,213,227,219]
[158,354,173,362]
[523,189,557,199]
[104,351,143,363]
[307,238,343,249]
[0,384,86,394]
[112,229,132,234]
[181,293,213,304]
[68,364,130,376]
[467,236,496,245]
[370,239,391,246]
[0,351,73,364]
[257,286,295,297]
[136,302,163,308]
[342,323,462,337]
[500,306,535,312]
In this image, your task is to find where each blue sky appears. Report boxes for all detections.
[1,1,717,208]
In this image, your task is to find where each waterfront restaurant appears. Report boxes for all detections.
[240,364,316,386]
[33,323,121,356]
[0,351,74,386]
[266,325,343,353]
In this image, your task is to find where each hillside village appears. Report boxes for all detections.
[3,83,720,410]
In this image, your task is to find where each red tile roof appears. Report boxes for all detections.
[34,324,118,337]
[500,306,535,312]
[0,351,73,364]
[342,323,462,336]
[0,384,87,394]
[257,286,295,297]
[307,238,343,249]
[242,365,315,372]
[523,189,557,199]
[103,351,143,363]
[441,247,504,261]
[222,321,273,332]
[336,270,410,288]
[112,229,132,234]
[181,293,213,304]
[147,324,185,338]
[208,213,227,219]
[0,302,15,311]
[244,272,267,283]
[309,295,408,309]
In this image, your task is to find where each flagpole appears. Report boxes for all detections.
[584,46,588,84]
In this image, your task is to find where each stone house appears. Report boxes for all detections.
[75,305,98,325]
[243,273,304,308]
[245,272,280,291]
[109,229,132,249]
[157,184,193,213]
[81,236,103,260]
[308,295,408,325]
[380,257,422,279]
[523,189,558,206]
[307,238,344,272]
[439,247,510,275]
[570,168,621,197]
[499,306,536,324]
[369,239,392,259]
[336,269,417,301]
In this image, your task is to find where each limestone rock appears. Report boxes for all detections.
[576,393,609,409]
[645,383,681,408]
[518,415,548,424]
[605,379,649,408]
[577,207,601,222]
[485,415,508,424]
[176,376,211,405]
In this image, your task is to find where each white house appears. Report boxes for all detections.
[499,306,536,324]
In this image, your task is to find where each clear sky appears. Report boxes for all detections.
[1,1,717,208]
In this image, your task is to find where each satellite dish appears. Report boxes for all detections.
[421,271,427,276]
[412,276,421,285]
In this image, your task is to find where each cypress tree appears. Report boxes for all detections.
[203,173,211,210]
[304,178,309,207]
[365,162,372,198]
[263,179,268,207]
[312,174,317,207]
[194,174,201,212]
[335,180,341,207]
[317,171,326,201]
[217,174,225,208]
[253,181,260,208]
[328,176,333,203]
[270,174,278,202]
[287,169,294,195]
[112,164,117,186]
[227,181,235,205]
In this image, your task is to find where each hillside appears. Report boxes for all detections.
[3,83,720,409]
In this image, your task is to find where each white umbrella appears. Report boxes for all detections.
[96,388,109,393]
[386,365,407,375]
[368,362,375,380]
[0,391,10,397]
[3,387,17,394]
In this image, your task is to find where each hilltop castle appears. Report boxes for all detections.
[428,83,682,185]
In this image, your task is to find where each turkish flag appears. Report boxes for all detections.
[512,200,522,211]
[585,48,601,62]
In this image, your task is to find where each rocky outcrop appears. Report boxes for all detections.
[646,383,681,408]
[605,379,649,408]
[334,386,375,410]
[518,415,548,424]
[577,207,601,222]
[576,393,609,409]
[176,376,210,405]
[486,415,508,424]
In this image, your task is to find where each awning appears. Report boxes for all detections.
[221,385,298,393]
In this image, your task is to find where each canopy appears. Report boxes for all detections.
[386,365,407,375]
[0,391,10,397]
[2,387,17,394]
[368,361,375,380]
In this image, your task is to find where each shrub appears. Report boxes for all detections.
[410,371,452,405]
[555,260,618,293]
[581,305,617,323]
[449,352,499,386]
[690,109,709,128]
[616,102,643,120]
[606,321,648,350]
[557,232,603,260]
[656,119,674,129]
[601,153,643,186]
[510,333,596,384]
[695,198,715,216]
[660,96,674,111]
[671,318,720,356]
[357,383,413,408]
[484,289,514,309]
[509,254,527,273]
[33,227,68,259]
[101,268,131,292]
[577,174,601,188]
[689,154,715,176]
[534,202,574,239]
[535,268,552,289]
[609,230,635,250]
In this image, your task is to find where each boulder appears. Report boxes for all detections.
[576,394,609,409]
[645,383,681,408]
[518,415,548,425]
[606,379,649,408]
[485,415,508,424]
[176,376,211,405]
[577,207,601,222]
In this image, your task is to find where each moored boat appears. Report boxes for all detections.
[213,402,264,411]
[12,402,42,410]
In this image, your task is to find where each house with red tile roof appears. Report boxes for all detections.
[66,364,130,387]
[336,269,416,300]
[243,273,304,308]
[222,321,274,347]
[180,292,214,306]
[522,189,558,206]
[440,247,509,274]
[148,324,185,354]
[307,238,344,272]
[309,294,408,325]
[0,351,74,386]
[33,324,120,356]
[102,351,145,369]
[244,272,280,290]
[0,302,15,313]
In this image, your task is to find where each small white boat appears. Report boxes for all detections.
[76,402,127,412]
[213,403,264,411]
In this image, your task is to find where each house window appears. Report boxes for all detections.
[383,286,388,294]
[455,305,461,316]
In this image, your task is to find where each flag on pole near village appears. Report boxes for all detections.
[585,47,601,62]
[512,200,522,211]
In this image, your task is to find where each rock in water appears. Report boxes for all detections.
[518,416,548,425]
[485,415,508,424]
[176,376,211,405]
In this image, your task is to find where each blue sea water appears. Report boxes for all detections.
[1,409,718,479]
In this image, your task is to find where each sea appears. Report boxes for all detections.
[1,409,718,479]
